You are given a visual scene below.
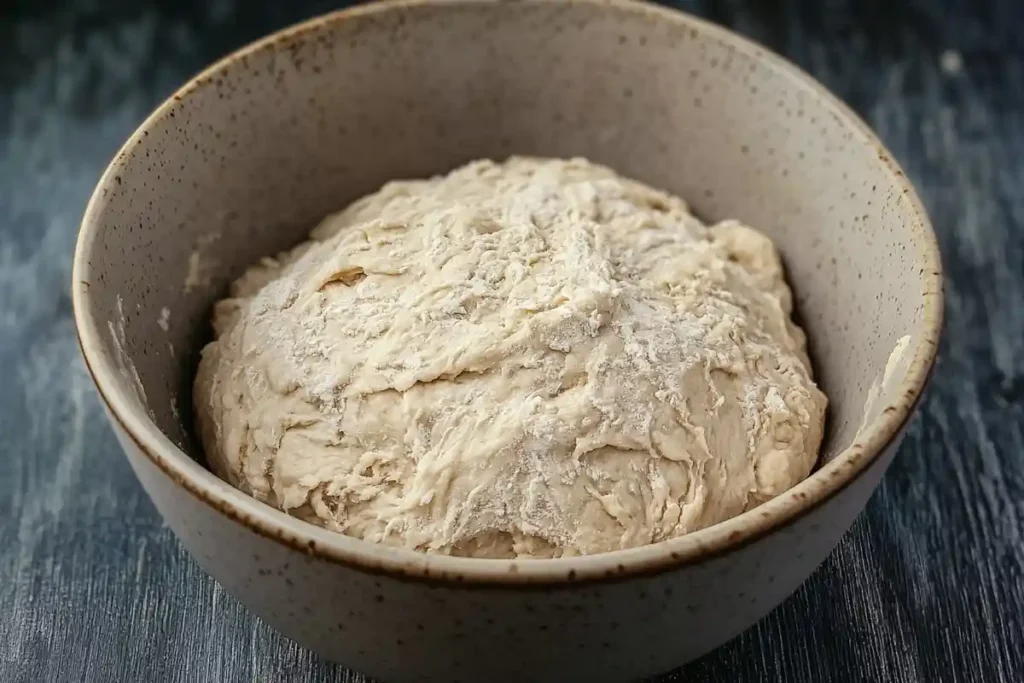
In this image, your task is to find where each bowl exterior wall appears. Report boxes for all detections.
[112,417,902,682]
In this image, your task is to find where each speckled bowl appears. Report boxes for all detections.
[72,1,942,681]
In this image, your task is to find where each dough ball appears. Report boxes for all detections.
[194,157,826,558]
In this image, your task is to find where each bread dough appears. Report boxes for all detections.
[194,157,827,558]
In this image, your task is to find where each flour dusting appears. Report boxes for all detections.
[108,295,152,418]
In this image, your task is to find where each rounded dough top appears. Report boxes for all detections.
[194,157,826,559]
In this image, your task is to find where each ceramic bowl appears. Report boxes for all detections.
[72,1,942,681]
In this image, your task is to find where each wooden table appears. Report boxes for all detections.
[2,1,1021,681]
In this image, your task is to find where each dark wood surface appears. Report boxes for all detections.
[2,1,1022,681]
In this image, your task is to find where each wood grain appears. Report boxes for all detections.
[1,0,1021,681]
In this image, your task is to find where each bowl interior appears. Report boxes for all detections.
[75,1,937,505]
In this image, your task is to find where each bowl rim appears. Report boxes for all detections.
[72,0,943,586]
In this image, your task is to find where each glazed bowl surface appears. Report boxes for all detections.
[72,1,942,681]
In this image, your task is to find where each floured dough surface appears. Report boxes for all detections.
[194,157,827,558]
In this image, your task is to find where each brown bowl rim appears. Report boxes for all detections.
[71,0,944,587]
